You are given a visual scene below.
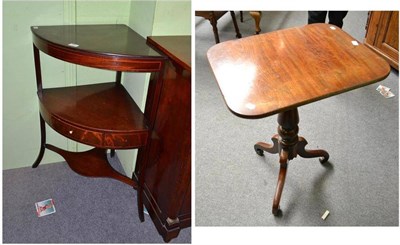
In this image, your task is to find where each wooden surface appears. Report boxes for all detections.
[135,35,191,242]
[208,23,391,118]
[364,11,399,70]
[147,36,191,71]
[46,144,137,187]
[39,82,148,148]
[31,24,165,71]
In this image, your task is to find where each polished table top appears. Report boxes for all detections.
[32,24,163,58]
[207,23,391,118]
[32,24,165,71]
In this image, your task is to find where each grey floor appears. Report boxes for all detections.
[2,155,191,243]
[195,11,399,226]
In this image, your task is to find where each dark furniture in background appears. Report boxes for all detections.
[240,11,262,34]
[195,11,241,43]
[136,36,191,242]
[365,11,399,70]
[31,25,190,242]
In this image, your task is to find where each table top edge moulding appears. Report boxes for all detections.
[31,24,167,72]
[207,23,391,119]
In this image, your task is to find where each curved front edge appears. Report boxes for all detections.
[45,144,137,188]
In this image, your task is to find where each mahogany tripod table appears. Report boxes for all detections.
[207,23,390,215]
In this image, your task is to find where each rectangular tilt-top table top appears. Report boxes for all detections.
[207,23,390,118]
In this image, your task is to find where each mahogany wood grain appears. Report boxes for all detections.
[208,23,390,216]
[297,137,329,162]
[31,25,166,72]
[135,36,191,242]
[46,144,137,187]
[39,82,148,149]
[208,23,391,119]
[147,36,191,72]
[33,45,43,92]
[274,150,288,216]
[364,11,399,70]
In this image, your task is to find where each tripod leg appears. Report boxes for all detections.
[297,136,329,163]
[254,134,279,156]
[272,150,288,215]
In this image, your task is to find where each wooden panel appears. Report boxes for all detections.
[147,36,191,71]
[143,61,191,231]
[365,11,380,46]
[137,36,191,242]
[365,11,399,70]
[376,12,399,63]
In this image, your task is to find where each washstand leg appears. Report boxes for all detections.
[32,113,46,168]
[137,169,145,222]
[135,148,145,222]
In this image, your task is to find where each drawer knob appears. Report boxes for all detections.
[69,130,73,134]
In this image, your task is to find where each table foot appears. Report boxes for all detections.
[272,207,282,216]
[46,144,137,188]
[297,137,329,163]
[254,134,279,156]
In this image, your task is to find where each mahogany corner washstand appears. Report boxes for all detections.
[207,23,390,215]
[30,25,186,241]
